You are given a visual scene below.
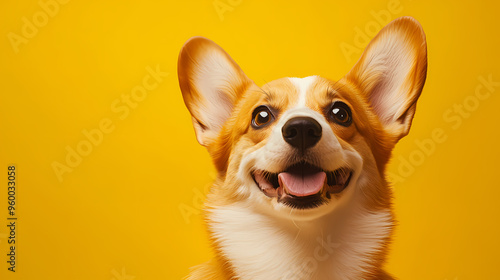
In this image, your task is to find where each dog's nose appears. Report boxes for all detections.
[282,117,322,151]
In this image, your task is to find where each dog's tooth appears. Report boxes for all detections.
[277,186,284,198]
[263,187,278,197]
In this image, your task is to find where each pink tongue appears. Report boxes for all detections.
[278,171,326,197]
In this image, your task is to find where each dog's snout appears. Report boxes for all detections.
[282,117,322,151]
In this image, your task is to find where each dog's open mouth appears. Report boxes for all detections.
[252,162,352,209]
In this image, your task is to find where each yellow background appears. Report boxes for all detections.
[1,0,499,279]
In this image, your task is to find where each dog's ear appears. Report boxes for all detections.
[347,16,427,140]
[178,37,254,146]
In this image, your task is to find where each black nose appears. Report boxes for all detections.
[282,117,322,151]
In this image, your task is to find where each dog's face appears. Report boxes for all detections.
[178,17,427,220]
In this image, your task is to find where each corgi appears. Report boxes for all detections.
[177,16,427,280]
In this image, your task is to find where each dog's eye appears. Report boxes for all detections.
[252,106,274,128]
[329,101,352,126]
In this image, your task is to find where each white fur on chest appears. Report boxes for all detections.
[208,202,392,280]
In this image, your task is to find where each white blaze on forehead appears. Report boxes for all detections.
[288,76,317,107]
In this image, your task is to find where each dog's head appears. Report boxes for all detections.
[178,17,427,220]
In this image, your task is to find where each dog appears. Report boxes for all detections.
[177,16,427,280]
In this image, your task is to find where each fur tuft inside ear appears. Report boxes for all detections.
[347,16,427,140]
[178,37,254,146]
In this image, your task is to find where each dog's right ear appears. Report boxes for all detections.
[346,17,427,141]
[178,37,254,147]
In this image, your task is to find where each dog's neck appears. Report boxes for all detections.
[206,194,393,280]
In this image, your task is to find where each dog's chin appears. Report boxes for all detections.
[251,161,353,211]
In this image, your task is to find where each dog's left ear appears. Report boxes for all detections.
[347,16,427,140]
[178,37,254,146]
